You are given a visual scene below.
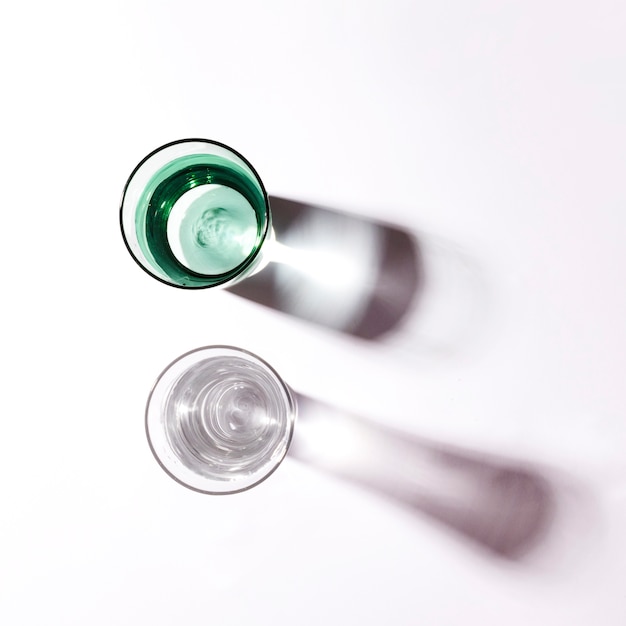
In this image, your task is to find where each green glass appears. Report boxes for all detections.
[120,139,271,288]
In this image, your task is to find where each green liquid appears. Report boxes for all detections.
[135,153,268,287]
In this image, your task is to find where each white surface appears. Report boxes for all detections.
[1,1,626,624]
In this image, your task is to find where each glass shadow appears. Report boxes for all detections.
[228,196,424,339]
[290,395,562,561]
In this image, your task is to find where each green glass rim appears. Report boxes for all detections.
[119,138,271,289]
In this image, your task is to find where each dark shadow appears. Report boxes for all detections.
[229,196,424,339]
[290,395,557,561]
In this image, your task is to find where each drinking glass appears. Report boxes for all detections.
[120,139,271,288]
[145,346,296,494]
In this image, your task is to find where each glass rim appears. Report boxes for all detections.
[119,138,271,290]
[145,344,297,495]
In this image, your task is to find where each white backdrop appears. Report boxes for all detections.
[1,1,625,624]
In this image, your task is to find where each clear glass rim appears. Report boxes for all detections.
[119,138,271,290]
[145,345,297,495]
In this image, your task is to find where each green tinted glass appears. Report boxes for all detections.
[121,139,270,288]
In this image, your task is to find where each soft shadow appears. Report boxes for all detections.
[229,196,424,339]
[290,395,557,561]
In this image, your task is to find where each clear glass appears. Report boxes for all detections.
[120,139,271,288]
[146,346,296,494]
